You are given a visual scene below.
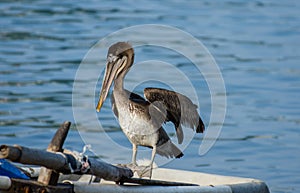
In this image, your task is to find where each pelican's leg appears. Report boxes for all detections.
[132,144,138,166]
[117,144,138,175]
[135,145,157,178]
[148,145,157,179]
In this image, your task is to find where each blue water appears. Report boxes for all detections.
[1,1,299,192]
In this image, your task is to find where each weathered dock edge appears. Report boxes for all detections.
[228,181,270,193]
[62,168,270,193]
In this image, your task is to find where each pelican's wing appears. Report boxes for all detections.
[144,87,205,144]
[129,91,167,130]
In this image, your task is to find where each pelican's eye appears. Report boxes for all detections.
[107,54,118,63]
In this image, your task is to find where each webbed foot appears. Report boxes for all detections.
[136,165,152,179]
[117,162,153,179]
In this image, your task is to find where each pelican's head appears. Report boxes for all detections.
[96,42,134,112]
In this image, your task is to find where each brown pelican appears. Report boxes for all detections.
[96,42,204,177]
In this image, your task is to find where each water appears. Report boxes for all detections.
[1,1,299,192]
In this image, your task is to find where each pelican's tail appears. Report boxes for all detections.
[156,140,184,159]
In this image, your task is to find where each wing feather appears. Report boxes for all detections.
[144,87,205,144]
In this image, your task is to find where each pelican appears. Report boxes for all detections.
[96,42,204,177]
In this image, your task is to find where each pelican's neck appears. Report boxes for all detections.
[114,72,126,91]
[114,53,133,92]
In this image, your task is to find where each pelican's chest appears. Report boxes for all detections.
[112,89,158,146]
[125,130,158,147]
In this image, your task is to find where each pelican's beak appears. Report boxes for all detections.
[96,61,116,112]
[96,57,125,112]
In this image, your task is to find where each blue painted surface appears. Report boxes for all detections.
[0,159,29,179]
